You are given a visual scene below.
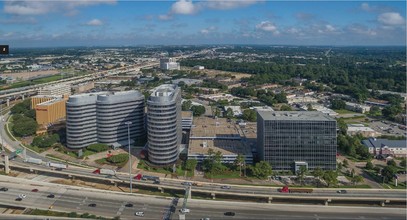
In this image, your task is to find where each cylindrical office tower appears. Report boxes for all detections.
[147,84,182,166]
[96,91,145,145]
[66,93,99,149]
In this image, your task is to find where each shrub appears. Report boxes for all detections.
[107,154,128,164]
[87,143,109,152]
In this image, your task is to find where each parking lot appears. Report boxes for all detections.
[368,120,406,137]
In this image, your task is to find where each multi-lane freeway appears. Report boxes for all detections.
[0,175,405,220]
[3,159,406,203]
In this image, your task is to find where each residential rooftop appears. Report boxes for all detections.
[362,138,407,149]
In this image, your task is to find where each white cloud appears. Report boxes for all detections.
[361,3,371,12]
[204,0,259,10]
[378,12,405,26]
[347,24,377,36]
[158,14,173,21]
[3,0,116,16]
[86,19,103,26]
[200,26,217,34]
[325,24,336,32]
[171,0,197,15]
[256,21,278,33]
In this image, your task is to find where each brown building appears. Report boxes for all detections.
[32,95,69,127]
[31,96,54,108]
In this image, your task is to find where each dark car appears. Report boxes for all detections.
[15,198,22,201]
[31,189,39,192]
[47,194,55,198]
[337,190,347,194]
[224,212,235,216]
[125,203,133,208]
[88,203,97,207]
[0,187,8,191]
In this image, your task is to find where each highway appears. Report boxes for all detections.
[0,175,405,220]
[4,159,406,202]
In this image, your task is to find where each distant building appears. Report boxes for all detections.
[224,106,242,117]
[345,102,371,113]
[38,83,71,96]
[364,98,390,108]
[160,58,180,70]
[72,82,95,94]
[172,78,203,86]
[66,91,145,149]
[347,124,379,137]
[257,111,337,171]
[181,111,193,130]
[362,138,406,158]
[193,65,205,70]
[147,84,182,166]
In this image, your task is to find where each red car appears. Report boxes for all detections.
[32,189,39,192]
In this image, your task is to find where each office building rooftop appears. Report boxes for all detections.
[257,111,335,121]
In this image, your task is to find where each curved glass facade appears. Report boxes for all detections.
[66,91,145,149]
[147,84,182,166]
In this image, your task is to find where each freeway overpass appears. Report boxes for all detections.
[1,161,405,207]
[0,61,159,100]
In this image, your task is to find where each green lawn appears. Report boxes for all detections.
[26,209,115,220]
[137,160,194,177]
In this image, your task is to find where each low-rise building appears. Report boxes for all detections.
[193,65,205,70]
[172,78,203,86]
[345,102,371,113]
[362,138,406,158]
[347,124,379,137]
[224,106,242,117]
[364,98,390,107]
[38,83,71,96]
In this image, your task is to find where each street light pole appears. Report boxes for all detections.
[125,121,133,193]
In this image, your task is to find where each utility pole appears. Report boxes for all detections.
[125,121,133,193]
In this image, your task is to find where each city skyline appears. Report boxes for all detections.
[0,1,405,47]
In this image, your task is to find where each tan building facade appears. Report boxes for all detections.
[32,95,68,127]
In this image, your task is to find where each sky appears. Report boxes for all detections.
[0,0,405,47]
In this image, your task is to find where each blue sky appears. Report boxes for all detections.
[0,1,405,47]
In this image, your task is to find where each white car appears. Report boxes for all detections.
[180,208,190,214]
[135,212,144,217]
[19,194,26,199]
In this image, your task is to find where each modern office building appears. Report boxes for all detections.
[66,91,145,149]
[96,91,145,147]
[147,84,182,166]
[35,95,69,127]
[257,111,337,172]
[160,58,180,70]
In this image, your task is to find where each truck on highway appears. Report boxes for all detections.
[192,182,203,187]
[47,162,68,170]
[279,186,313,193]
[100,169,116,176]
[24,157,43,165]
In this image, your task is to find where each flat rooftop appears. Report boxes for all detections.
[188,139,251,155]
[191,117,241,138]
[258,111,335,121]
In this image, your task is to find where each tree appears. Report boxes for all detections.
[313,167,324,187]
[280,105,292,111]
[343,159,349,168]
[337,162,343,171]
[322,171,338,187]
[225,107,234,118]
[275,92,288,103]
[191,105,205,116]
[331,99,346,110]
[365,161,374,170]
[387,160,396,167]
[400,158,406,169]
[351,175,364,185]
[368,106,381,116]
[381,165,397,183]
[242,109,256,122]
[184,159,198,176]
[234,154,245,177]
[182,100,192,111]
[296,166,307,186]
[12,114,38,137]
[249,161,272,179]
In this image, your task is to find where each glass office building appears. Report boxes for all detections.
[257,111,337,171]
